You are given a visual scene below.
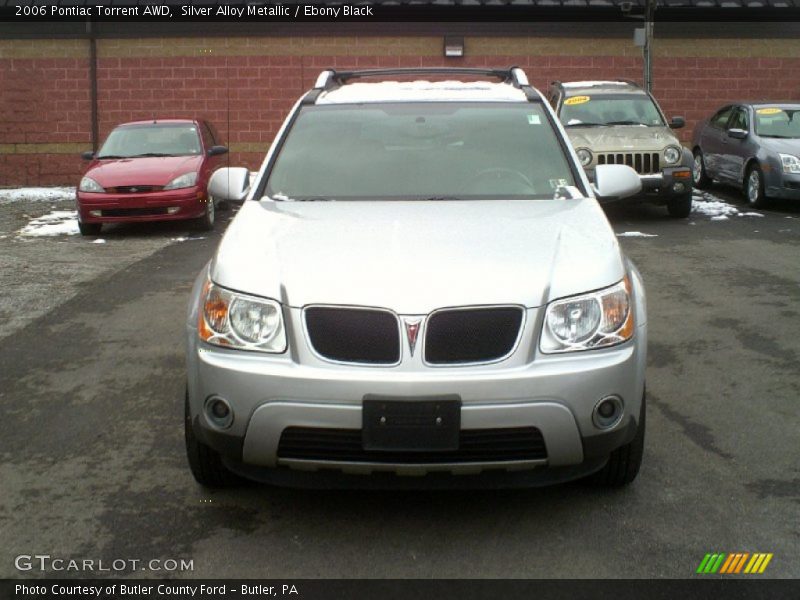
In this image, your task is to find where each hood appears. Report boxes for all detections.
[566,125,678,153]
[84,155,203,188]
[758,136,800,155]
[210,198,625,314]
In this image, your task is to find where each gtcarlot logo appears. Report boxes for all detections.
[696,552,773,574]
[14,554,194,573]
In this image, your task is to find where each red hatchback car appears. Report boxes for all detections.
[76,119,229,235]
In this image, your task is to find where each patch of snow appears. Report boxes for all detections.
[561,81,631,88]
[91,239,106,244]
[617,231,658,238]
[691,189,764,220]
[17,210,79,237]
[0,187,75,205]
[171,236,205,242]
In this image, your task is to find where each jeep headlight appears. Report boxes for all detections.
[664,146,682,165]
[164,172,198,190]
[79,177,105,193]
[576,148,593,167]
[198,281,286,353]
[540,276,634,354]
[779,153,800,174]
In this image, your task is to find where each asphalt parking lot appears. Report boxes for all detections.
[1,185,798,579]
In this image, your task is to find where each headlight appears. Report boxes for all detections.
[79,177,105,193]
[198,281,286,353]
[164,172,198,190]
[779,153,800,174]
[664,146,682,165]
[540,276,634,354]
[576,148,593,167]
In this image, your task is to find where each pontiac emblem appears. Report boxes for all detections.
[404,318,422,356]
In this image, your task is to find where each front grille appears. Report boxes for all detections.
[597,152,660,174]
[106,185,162,193]
[424,307,523,365]
[278,427,547,463]
[101,207,169,217]
[305,307,400,364]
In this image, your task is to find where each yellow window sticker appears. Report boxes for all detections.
[564,96,590,106]
[756,107,784,115]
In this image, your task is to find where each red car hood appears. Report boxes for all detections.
[85,155,203,188]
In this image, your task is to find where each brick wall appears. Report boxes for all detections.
[1,35,799,186]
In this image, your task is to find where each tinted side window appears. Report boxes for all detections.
[729,108,748,131]
[711,107,733,129]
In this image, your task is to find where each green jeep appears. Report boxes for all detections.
[548,80,693,218]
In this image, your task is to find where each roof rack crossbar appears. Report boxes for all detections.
[303,67,539,104]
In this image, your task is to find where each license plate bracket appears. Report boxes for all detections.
[362,395,461,452]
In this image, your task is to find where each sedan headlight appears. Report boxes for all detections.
[664,146,682,165]
[198,281,286,353]
[79,177,105,193]
[779,153,800,174]
[540,276,634,354]
[164,172,198,190]
[576,148,593,167]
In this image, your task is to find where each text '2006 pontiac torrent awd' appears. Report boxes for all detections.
[185,67,648,489]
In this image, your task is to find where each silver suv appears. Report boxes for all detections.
[186,67,648,489]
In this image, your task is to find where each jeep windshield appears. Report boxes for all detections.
[265,103,578,201]
[561,94,666,128]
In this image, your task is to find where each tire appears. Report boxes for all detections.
[745,164,768,209]
[78,222,102,236]
[667,193,693,218]
[587,391,646,487]
[692,150,712,189]
[195,197,215,231]
[184,388,242,487]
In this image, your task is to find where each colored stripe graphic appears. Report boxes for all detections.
[699,552,773,574]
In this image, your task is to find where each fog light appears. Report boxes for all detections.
[593,395,623,429]
[204,395,233,429]
[673,182,686,193]
[89,210,101,217]
[167,207,180,214]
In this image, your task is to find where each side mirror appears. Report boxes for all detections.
[81,151,95,160]
[592,164,642,201]
[669,116,685,129]
[727,128,748,140]
[208,167,250,202]
[207,145,229,157]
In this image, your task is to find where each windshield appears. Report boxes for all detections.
[754,107,800,138]
[265,103,577,201]
[97,124,202,158]
[560,93,665,127]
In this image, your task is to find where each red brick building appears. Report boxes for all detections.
[1,18,799,186]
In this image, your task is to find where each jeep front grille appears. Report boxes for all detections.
[278,426,547,463]
[597,152,660,174]
[305,307,400,365]
[424,307,523,365]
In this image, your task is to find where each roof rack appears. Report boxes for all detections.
[302,66,538,104]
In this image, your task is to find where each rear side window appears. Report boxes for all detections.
[266,103,577,201]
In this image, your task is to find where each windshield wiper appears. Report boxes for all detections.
[605,120,648,126]
[760,134,796,139]
[96,154,127,159]
[564,122,606,128]
[422,196,462,201]
[129,152,173,158]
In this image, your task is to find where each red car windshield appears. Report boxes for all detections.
[97,124,202,158]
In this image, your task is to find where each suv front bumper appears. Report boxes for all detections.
[187,325,647,484]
